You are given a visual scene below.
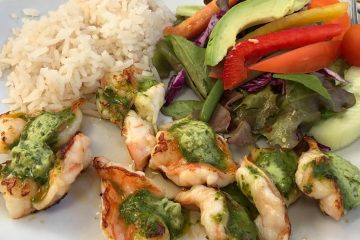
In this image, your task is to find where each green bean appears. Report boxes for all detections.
[200,79,224,122]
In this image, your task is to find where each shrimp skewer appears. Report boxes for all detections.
[149,129,237,188]
[122,110,156,171]
[0,113,27,153]
[236,158,290,240]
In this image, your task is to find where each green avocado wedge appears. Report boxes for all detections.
[205,0,310,66]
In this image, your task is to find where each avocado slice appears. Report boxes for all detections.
[205,0,310,66]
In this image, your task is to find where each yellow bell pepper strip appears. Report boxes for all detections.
[223,24,342,90]
[241,2,348,40]
[164,0,238,40]
[308,0,351,40]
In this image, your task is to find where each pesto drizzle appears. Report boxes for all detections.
[1,109,75,184]
[169,119,226,170]
[119,189,186,239]
[255,149,298,199]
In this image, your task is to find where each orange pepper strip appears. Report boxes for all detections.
[163,0,238,40]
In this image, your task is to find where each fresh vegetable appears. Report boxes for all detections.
[309,0,338,8]
[165,35,213,99]
[309,0,351,39]
[152,40,182,78]
[249,41,342,75]
[264,79,355,148]
[310,67,360,150]
[161,100,203,120]
[194,11,225,48]
[240,73,284,94]
[164,0,238,40]
[205,0,309,66]
[223,24,342,90]
[176,5,203,17]
[273,74,332,100]
[321,68,348,84]
[341,25,360,67]
[200,79,224,122]
[241,2,348,40]
[165,69,186,105]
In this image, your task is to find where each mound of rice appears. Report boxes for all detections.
[0,0,174,113]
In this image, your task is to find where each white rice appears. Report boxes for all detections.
[0,0,174,113]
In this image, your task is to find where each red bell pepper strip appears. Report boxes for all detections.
[249,40,341,74]
[222,24,342,90]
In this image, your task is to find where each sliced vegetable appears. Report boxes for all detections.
[242,2,348,40]
[308,0,350,39]
[273,74,332,100]
[176,5,203,17]
[200,79,224,122]
[249,41,341,75]
[309,0,338,8]
[310,67,360,150]
[194,11,225,48]
[321,68,348,84]
[341,24,360,67]
[205,0,309,66]
[161,100,203,120]
[165,69,186,105]
[166,35,213,99]
[164,0,238,40]
[240,73,284,94]
[223,24,342,90]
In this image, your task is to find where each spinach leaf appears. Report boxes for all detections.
[166,35,213,99]
[161,100,203,120]
[152,40,182,78]
[273,73,332,100]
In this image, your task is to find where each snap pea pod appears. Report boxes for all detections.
[176,5,203,17]
[200,79,224,122]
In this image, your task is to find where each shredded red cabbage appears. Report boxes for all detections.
[320,68,348,84]
[194,11,225,48]
[164,69,186,106]
[240,73,285,94]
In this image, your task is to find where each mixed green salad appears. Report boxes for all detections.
[155,0,360,151]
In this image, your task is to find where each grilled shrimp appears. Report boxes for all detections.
[149,130,237,188]
[0,132,91,218]
[175,185,228,240]
[236,158,290,240]
[0,113,26,153]
[135,83,165,125]
[295,137,344,220]
[122,110,156,171]
[93,157,164,240]
[32,132,91,210]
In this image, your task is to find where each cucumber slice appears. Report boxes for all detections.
[309,67,360,150]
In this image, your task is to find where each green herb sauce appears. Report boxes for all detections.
[119,189,186,239]
[1,109,75,184]
[255,149,298,199]
[169,119,226,170]
[313,153,360,211]
[138,78,159,92]
[221,183,258,219]
[225,195,258,240]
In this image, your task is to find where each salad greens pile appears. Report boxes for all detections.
[154,0,358,150]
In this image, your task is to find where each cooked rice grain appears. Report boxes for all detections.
[0,0,174,113]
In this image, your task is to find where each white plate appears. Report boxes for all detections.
[0,0,359,239]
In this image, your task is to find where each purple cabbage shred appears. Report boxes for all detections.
[320,68,349,84]
[240,73,285,94]
[194,11,225,48]
[164,69,186,106]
